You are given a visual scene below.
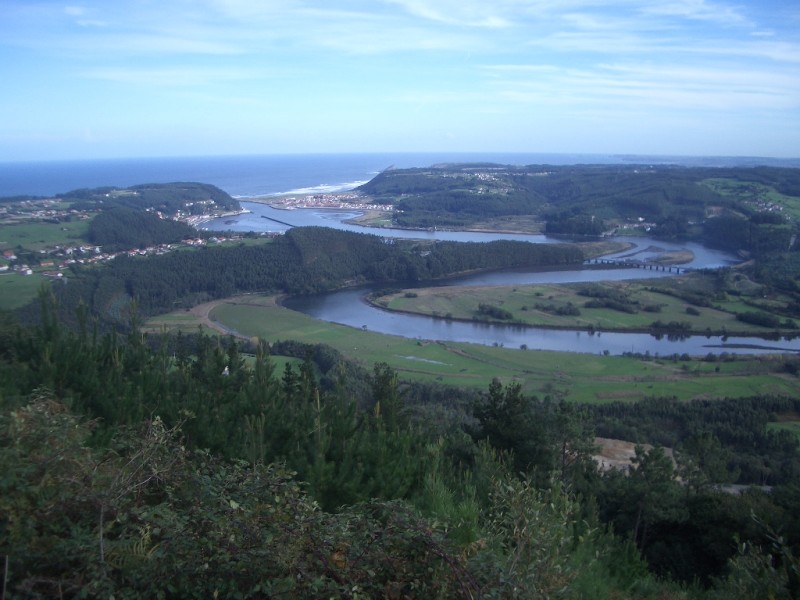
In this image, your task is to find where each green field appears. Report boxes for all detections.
[768,418,800,441]
[145,295,800,403]
[0,219,92,252]
[373,274,797,336]
[702,177,800,221]
[0,273,50,310]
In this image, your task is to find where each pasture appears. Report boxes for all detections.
[374,274,797,336]
[0,219,92,252]
[0,273,49,310]
[145,294,800,403]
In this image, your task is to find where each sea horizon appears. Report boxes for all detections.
[1,151,799,199]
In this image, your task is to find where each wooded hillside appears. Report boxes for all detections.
[63,181,240,215]
[35,227,583,328]
[359,164,800,244]
[1,303,798,597]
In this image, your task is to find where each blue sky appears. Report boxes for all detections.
[1,0,799,160]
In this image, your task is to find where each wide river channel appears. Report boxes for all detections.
[203,202,800,356]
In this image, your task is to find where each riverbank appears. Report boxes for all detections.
[243,192,561,236]
[367,274,800,339]
[184,208,251,228]
[144,293,800,402]
[247,191,393,213]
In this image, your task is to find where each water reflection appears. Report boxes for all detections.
[282,285,800,356]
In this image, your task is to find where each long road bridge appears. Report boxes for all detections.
[261,215,296,227]
[585,258,692,274]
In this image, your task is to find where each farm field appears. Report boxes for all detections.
[702,177,800,221]
[145,294,800,403]
[0,219,92,252]
[0,273,50,310]
[767,408,800,442]
[0,216,93,309]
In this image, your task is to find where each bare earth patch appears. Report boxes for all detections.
[593,437,675,472]
[146,295,274,338]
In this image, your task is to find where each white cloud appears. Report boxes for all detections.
[68,31,244,56]
[63,4,106,26]
[315,24,478,55]
[706,40,800,64]
[81,66,265,86]
[481,64,561,74]
[64,6,86,17]
[382,0,513,28]
[486,60,800,112]
[639,0,748,26]
[202,0,297,20]
[2,0,799,158]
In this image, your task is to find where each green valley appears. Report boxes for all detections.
[3,164,800,598]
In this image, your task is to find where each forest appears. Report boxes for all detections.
[27,226,583,329]
[87,207,197,252]
[1,296,799,597]
[358,164,800,245]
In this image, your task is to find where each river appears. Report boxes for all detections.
[205,202,800,356]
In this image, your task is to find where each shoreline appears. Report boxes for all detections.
[244,191,393,213]
[207,193,682,241]
[362,294,800,342]
[185,208,250,228]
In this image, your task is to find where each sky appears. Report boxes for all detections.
[1,0,799,161]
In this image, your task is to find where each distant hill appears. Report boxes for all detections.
[357,163,800,238]
[61,181,240,215]
[87,206,197,252]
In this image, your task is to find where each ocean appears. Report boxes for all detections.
[1,152,797,199]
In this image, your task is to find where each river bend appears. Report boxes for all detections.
[206,203,800,355]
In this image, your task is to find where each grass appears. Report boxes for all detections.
[701,178,800,221]
[374,274,796,336]
[0,219,93,252]
[0,216,93,309]
[0,273,50,310]
[468,215,544,233]
[144,294,800,404]
[768,416,800,441]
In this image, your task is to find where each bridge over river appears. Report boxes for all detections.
[585,258,692,275]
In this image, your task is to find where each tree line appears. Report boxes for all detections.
[87,207,197,251]
[23,227,582,329]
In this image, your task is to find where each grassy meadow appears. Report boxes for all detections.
[145,294,800,404]
[373,273,798,336]
[702,177,800,221]
[768,418,800,441]
[0,273,49,310]
[0,219,92,253]
[0,217,93,309]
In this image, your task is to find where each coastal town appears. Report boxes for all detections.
[0,190,392,285]
[0,195,249,281]
[255,190,392,212]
